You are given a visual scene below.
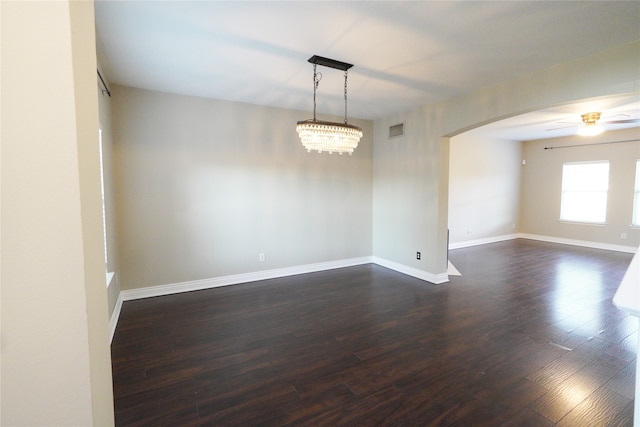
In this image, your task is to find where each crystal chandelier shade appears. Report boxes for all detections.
[297,56,363,155]
[296,120,363,155]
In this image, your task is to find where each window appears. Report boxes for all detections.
[560,161,609,224]
[633,160,640,227]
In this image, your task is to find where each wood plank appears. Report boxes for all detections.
[604,360,637,400]
[556,386,631,427]
[500,407,555,427]
[529,361,621,422]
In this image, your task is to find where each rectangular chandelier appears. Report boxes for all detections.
[296,55,363,155]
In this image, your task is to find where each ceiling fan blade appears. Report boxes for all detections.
[546,124,577,131]
[603,113,630,120]
[602,118,640,125]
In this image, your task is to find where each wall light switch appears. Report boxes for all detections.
[259,253,266,262]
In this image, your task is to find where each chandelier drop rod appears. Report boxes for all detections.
[344,69,348,124]
[308,56,355,124]
[312,63,319,122]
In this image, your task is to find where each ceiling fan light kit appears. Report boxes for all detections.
[296,55,363,155]
[546,110,639,137]
[577,111,604,136]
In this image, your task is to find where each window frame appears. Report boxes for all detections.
[559,160,610,225]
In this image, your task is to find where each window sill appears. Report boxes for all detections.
[107,271,115,288]
[558,219,607,227]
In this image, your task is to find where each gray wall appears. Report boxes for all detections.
[372,109,445,272]
[112,86,373,290]
[521,127,640,247]
[448,134,522,244]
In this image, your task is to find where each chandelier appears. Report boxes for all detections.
[296,55,363,155]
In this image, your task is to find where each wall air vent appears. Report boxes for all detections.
[389,123,404,139]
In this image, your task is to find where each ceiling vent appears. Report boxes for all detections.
[389,123,404,139]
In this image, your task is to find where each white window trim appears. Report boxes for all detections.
[99,128,108,266]
[557,219,608,227]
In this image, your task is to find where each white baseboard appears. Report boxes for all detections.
[109,256,448,340]
[372,256,449,284]
[109,236,636,343]
[120,256,374,302]
[109,292,123,344]
[518,233,638,254]
[449,232,637,254]
[449,233,519,250]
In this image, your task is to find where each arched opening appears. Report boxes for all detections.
[445,93,640,275]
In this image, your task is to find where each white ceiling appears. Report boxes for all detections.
[94,1,640,140]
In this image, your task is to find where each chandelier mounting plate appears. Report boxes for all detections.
[308,55,353,71]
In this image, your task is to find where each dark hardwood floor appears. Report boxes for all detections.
[111,239,637,426]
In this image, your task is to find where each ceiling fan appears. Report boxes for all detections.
[546,111,640,136]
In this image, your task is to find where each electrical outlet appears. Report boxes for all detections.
[416,251,421,260]
[259,253,266,262]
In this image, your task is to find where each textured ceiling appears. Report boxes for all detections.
[95,1,640,139]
